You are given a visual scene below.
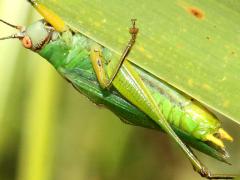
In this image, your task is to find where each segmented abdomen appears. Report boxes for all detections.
[152,91,207,139]
[138,68,221,140]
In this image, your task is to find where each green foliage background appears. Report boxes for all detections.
[0,1,239,180]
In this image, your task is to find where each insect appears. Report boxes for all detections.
[0,0,237,179]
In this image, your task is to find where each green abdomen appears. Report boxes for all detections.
[151,91,202,138]
[136,66,220,140]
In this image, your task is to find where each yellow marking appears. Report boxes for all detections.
[33,3,67,32]
[205,134,224,148]
[137,46,145,52]
[221,76,226,81]
[202,83,212,91]
[176,44,183,49]
[94,21,102,27]
[102,19,107,23]
[137,48,153,59]
[224,44,230,49]
[146,53,153,59]
[181,28,187,32]
[218,128,233,142]
[188,79,193,87]
[223,100,230,108]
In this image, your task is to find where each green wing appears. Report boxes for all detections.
[60,66,229,164]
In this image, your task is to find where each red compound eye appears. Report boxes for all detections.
[22,36,32,49]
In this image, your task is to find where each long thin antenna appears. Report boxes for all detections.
[0,34,24,41]
[0,19,24,40]
[27,0,37,6]
[0,19,22,30]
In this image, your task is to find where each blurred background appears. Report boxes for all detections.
[0,1,239,180]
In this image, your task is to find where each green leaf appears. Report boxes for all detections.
[39,0,240,124]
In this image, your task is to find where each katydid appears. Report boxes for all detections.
[0,0,237,178]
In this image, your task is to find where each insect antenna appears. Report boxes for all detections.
[27,0,37,6]
[0,19,22,30]
[0,34,24,41]
[0,19,24,40]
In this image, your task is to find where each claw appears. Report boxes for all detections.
[129,19,139,37]
[218,128,233,142]
[206,134,224,148]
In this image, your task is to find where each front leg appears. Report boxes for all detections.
[90,19,138,89]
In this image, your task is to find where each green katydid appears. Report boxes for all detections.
[0,0,238,178]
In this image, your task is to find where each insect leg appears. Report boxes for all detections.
[90,19,138,89]
[115,61,235,179]
[90,43,109,88]
[187,146,236,179]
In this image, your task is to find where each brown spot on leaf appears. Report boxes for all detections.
[188,7,204,19]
